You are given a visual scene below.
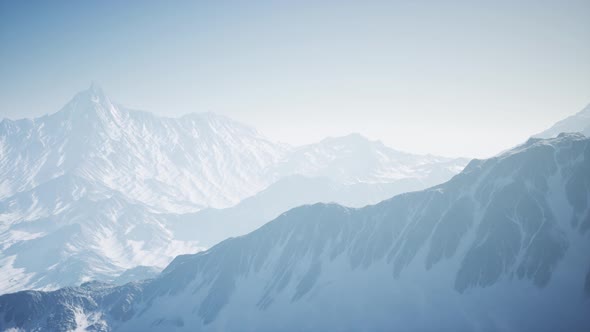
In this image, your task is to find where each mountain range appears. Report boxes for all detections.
[1,133,588,331]
[0,85,468,294]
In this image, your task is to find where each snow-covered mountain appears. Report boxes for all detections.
[272,133,465,185]
[0,84,284,294]
[535,103,590,138]
[0,85,468,295]
[1,133,588,331]
[0,84,287,213]
[0,84,467,213]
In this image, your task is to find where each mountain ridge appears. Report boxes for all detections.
[535,103,590,138]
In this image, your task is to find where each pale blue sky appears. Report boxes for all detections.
[1,0,589,157]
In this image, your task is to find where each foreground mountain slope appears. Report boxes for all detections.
[2,133,588,331]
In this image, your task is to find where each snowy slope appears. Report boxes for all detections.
[535,103,590,138]
[0,85,468,295]
[2,133,588,331]
[0,174,201,294]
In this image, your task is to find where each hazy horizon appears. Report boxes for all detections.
[1,2,590,331]
[1,0,589,158]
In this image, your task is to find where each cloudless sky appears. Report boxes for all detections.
[1,0,589,158]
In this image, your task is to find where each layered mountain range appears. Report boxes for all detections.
[1,133,588,331]
[0,85,468,294]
